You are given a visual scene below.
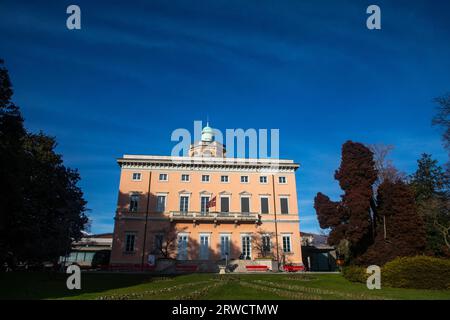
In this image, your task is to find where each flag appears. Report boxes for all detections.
[207,196,216,209]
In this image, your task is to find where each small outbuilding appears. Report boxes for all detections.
[59,232,113,269]
[301,232,337,271]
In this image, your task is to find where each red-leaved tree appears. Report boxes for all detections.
[314,141,378,262]
[358,180,426,265]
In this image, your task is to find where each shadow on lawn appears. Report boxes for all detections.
[0,271,172,300]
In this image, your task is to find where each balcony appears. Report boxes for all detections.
[169,211,261,224]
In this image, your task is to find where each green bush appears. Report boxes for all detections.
[383,256,450,290]
[342,266,366,283]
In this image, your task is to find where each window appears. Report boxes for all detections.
[181,174,190,182]
[280,198,289,214]
[156,195,166,212]
[241,235,251,259]
[202,175,210,182]
[220,235,231,259]
[179,196,189,212]
[220,197,230,213]
[199,234,210,260]
[241,197,250,213]
[260,197,269,214]
[278,176,287,184]
[154,234,163,251]
[259,176,267,184]
[129,194,139,212]
[221,175,229,183]
[67,252,77,262]
[177,235,188,260]
[262,235,271,253]
[84,252,95,263]
[72,251,94,263]
[132,172,141,181]
[125,233,136,252]
[200,196,210,214]
[241,176,249,183]
[282,235,292,253]
[159,173,168,181]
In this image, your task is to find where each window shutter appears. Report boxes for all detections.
[221,197,229,213]
[280,198,289,214]
[241,198,250,213]
[261,198,269,214]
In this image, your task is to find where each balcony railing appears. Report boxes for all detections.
[169,211,260,224]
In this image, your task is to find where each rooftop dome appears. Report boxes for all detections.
[201,122,214,142]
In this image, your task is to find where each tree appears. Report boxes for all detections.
[251,230,288,266]
[314,193,347,246]
[0,60,88,268]
[432,93,450,183]
[314,141,378,262]
[315,141,431,266]
[410,154,450,256]
[19,133,88,263]
[368,144,408,241]
[0,59,27,266]
[359,180,426,265]
[151,226,179,259]
[368,144,405,189]
[410,154,448,202]
[432,93,450,153]
[252,230,273,259]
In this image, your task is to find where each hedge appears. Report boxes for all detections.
[383,256,450,290]
[342,266,366,283]
[343,256,450,289]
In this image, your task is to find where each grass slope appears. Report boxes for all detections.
[1,272,449,300]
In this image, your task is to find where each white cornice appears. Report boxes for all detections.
[118,155,299,173]
[122,154,296,164]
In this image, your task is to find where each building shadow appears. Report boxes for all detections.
[0,271,165,300]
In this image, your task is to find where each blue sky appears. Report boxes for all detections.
[1,0,449,234]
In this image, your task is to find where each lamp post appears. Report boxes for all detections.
[225,252,228,272]
[141,171,152,271]
[336,254,345,271]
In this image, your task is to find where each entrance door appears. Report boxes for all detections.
[241,235,251,259]
[199,235,210,260]
[177,235,188,260]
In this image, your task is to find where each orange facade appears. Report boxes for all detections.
[110,155,303,267]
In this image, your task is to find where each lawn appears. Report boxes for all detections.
[1,272,449,300]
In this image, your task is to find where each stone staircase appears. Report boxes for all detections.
[155,259,277,274]
[157,259,221,274]
[228,259,275,272]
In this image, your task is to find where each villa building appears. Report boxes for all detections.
[110,124,303,271]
